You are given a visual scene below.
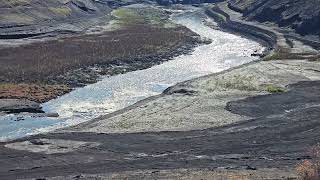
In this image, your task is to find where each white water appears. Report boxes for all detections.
[0,10,264,141]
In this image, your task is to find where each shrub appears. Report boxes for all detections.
[296,144,320,180]
[211,75,258,91]
[265,84,286,93]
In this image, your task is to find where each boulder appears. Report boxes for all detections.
[0,99,44,114]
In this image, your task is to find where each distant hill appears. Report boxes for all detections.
[0,0,141,36]
[0,0,112,26]
[228,0,320,37]
[155,0,223,6]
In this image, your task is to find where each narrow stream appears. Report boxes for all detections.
[0,9,264,141]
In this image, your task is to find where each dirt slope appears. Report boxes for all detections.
[228,0,320,37]
[0,0,142,36]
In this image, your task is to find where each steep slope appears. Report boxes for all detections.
[0,0,110,25]
[0,0,140,37]
[228,0,320,37]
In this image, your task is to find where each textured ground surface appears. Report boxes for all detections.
[66,59,320,134]
[1,80,319,179]
[228,0,320,37]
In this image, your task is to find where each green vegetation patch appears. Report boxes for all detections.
[263,47,319,61]
[209,75,258,91]
[113,8,144,24]
[264,84,286,93]
[0,13,34,24]
[49,6,72,17]
[207,76,286,93]
[112,7,173,27]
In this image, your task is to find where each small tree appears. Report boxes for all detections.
[296,144,320,180]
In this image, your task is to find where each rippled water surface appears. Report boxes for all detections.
[0,10,264,141]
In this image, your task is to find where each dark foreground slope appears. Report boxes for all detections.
[228,0,320,37]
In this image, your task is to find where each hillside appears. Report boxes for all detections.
[228,0,320,37]
[0,0,140,37]
[0,0,112,25]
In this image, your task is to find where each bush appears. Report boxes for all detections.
[296,144,320,180]
[265,84,286,93]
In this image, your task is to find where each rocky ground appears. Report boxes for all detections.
[0,1,319,179]
[228,0,320,38]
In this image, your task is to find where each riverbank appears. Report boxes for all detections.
[0,3,319,180]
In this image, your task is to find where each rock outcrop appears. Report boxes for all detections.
[228,0,320,37]
[0,99,43,113]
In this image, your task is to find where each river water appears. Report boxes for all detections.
[0,9,264,141]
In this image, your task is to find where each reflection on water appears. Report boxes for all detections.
[0,9,264,141]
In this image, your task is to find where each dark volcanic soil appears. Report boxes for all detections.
[228,0,320,37]
[0,81,319,179]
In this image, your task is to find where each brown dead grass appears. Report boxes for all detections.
[0,25,198,84]
[296,144,320,180]
[0,83,71,103]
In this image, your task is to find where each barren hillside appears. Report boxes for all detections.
[228,0,320,36]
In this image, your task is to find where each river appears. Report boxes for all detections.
[0,9,264,141]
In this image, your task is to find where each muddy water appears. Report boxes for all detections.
[0,9,264,141]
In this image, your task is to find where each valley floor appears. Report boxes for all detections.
[0,2,320,180]
[0,6,202,113]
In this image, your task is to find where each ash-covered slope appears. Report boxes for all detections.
[0,0,139,37]
[0,0,110,26]
[228,0,320,37]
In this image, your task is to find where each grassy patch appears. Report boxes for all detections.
[209,75,258,91]
[207,76,287,93]
[264,84,286,93]
[112,8,143,25]
[263,47,319,61]
[112,7,172,27]
[0,13,34,24]
[49,6,72,16]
